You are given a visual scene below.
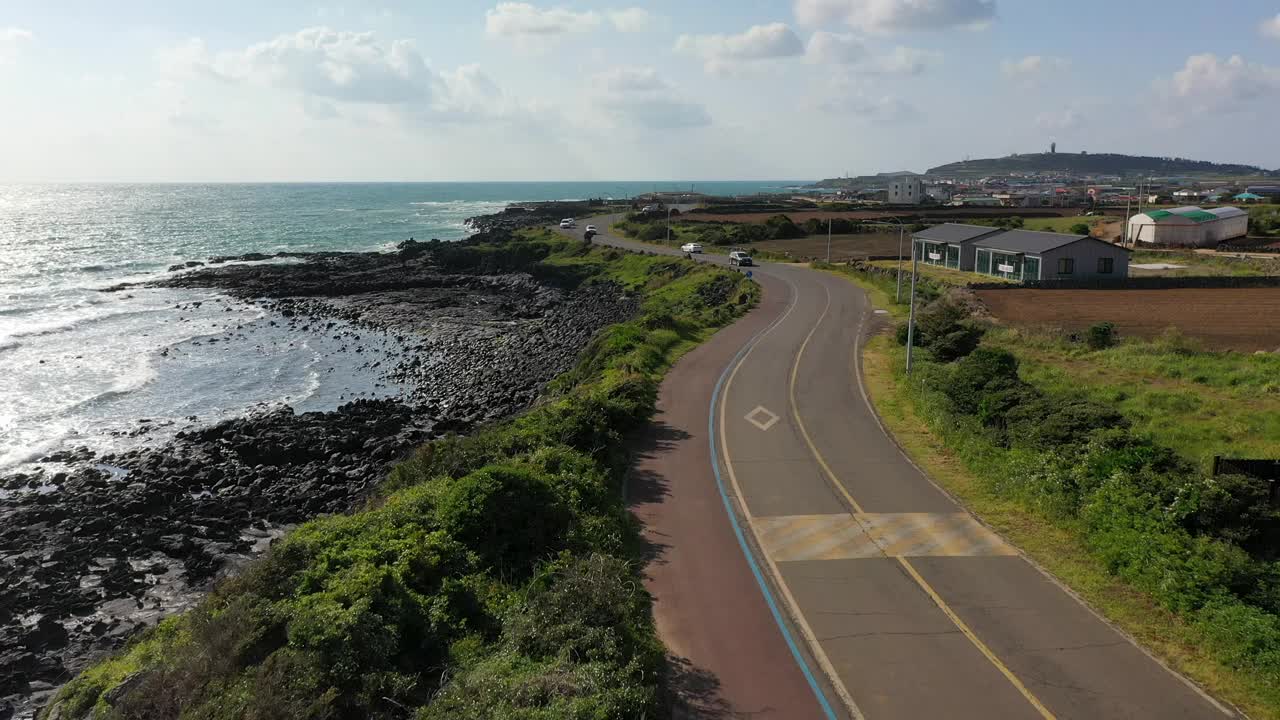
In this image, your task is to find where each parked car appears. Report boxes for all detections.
[680,242,703,254]
[560,218,576,228]
[728,250,753,267]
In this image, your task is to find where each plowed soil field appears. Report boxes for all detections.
[975,288,1280,351]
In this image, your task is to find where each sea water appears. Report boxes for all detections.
[0,181,805,470]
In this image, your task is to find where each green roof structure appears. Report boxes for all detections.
[1175,209,1218,222]
[1144,210,1174,221]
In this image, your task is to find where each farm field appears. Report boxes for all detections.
[975,287,1280,351]
[682,207,1078,225]
[746,232,903,261]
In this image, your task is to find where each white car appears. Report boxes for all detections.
[560,218,576,228]
[585,225,597,233]
[728,250,753,267]
[680,242,703,254]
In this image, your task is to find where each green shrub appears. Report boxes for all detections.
[1086,321,1116,350]
[1070,222,1092,236]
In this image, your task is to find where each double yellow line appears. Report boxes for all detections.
[720,272,1056,720]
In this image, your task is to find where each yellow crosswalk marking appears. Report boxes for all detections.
[753,512,1015,562]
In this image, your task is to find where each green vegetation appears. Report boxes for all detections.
[838,260,1280,716]
[46,233,758,720]
[1247,205,1280,237]
[984,327,1280,463]
[926,152,1272,177]
[1129,250,1280,277]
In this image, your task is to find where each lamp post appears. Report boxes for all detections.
[905,234,920,375]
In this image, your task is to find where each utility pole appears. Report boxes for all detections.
[666,205,672,245]
[905,237,920,375]
[1124,195,1131,247]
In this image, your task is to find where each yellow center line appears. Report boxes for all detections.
[786,277,1058,720]
[896,556,1056,720]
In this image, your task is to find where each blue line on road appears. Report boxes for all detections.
[707,310,840,720]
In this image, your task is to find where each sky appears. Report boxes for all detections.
[2,0,1280,182]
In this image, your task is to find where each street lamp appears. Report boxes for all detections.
[905,233,920,375]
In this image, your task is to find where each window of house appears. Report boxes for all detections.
[1057,258,1075,275]
[1097,257,1114,274]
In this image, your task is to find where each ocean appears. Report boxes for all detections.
[0,181,807,472]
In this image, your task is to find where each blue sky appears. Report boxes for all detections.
[3,1,1279,181]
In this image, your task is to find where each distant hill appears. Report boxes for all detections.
[926,152,1274,177]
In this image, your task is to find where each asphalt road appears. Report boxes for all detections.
[573,216,1236,720]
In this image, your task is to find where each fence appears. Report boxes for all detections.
[971,275,1280,291]
[1212,457,1280,506]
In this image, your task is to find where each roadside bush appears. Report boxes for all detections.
[636,223,667,243]
[763,214,806,239]
[944,347,1022,416]
[914,296,986,361]
[438,465,574,574]
[1005,396,1128,449]
[1086,321,1116,350]
[1070,222,1092,236]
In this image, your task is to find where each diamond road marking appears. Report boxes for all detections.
[745,405,781,431]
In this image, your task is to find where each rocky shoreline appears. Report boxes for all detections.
[0,232,637,718]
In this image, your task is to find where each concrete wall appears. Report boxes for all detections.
[889,179,925,205]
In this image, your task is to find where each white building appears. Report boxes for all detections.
[1127,206,1248,247]
[888,177,926,205]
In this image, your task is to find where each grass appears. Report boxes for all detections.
[865,259,1015,287]
[1129,250,1280,277]
[984,328,1280,465]
[859,333,1276,719]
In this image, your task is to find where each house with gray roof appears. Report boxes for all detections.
[971,229,1129,281]
[911,224,1130,281]
[910,223,1003,271]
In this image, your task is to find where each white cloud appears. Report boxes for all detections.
[216,28,435,105]
[609,7,652,32]
[0,27,34,66]
[485,3,600,37]
[806,36,936,75]
[795,0,996,33]
[676,23,804,75]
[1261,13,1280,39]
[1157,53,1280,116]
[590,67,710,129]
[1000,55,1069,86]
[806,32,867,64]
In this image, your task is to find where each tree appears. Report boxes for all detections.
[1070,222,1092,236]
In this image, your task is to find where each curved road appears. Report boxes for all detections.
[575,217,1236,720]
